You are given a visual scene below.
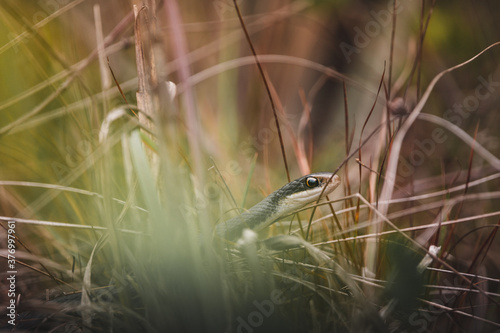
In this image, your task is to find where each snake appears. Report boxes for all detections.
[215,172,341,241]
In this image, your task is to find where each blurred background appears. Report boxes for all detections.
[1,0,499,332]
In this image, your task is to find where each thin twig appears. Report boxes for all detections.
[378,42,500,222]
[233,0,290,181]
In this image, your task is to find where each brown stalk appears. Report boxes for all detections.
[164,0,204,180]
[440,123,480,256]
[357,66,386,220]
[387,0,398,99]
[404,0,436,101]
[233,0,290,182]
[342,81,355,219]
[297,89,313,175]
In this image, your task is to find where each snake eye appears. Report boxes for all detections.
[305,177,319,188]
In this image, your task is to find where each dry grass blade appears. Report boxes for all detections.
[233,0,290,182]
[417,113,500,170]
[379,41,500,219]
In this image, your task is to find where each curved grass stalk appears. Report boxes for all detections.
[0,215,142,234]
[316,212,500,246]
[0,180,148,213]
[0,0,85,56]
[378,41,500,220]
[308,191,500,241]
[0,39,134,116]
[418,113,500,170]
[182,54,374,97]
[418,298,500,329]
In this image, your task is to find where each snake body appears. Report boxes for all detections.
[216,172,341,240]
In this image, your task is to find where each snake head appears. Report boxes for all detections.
[216,172,341,240]
[275,172,341,217]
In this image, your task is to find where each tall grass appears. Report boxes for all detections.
[0,0,500,332]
